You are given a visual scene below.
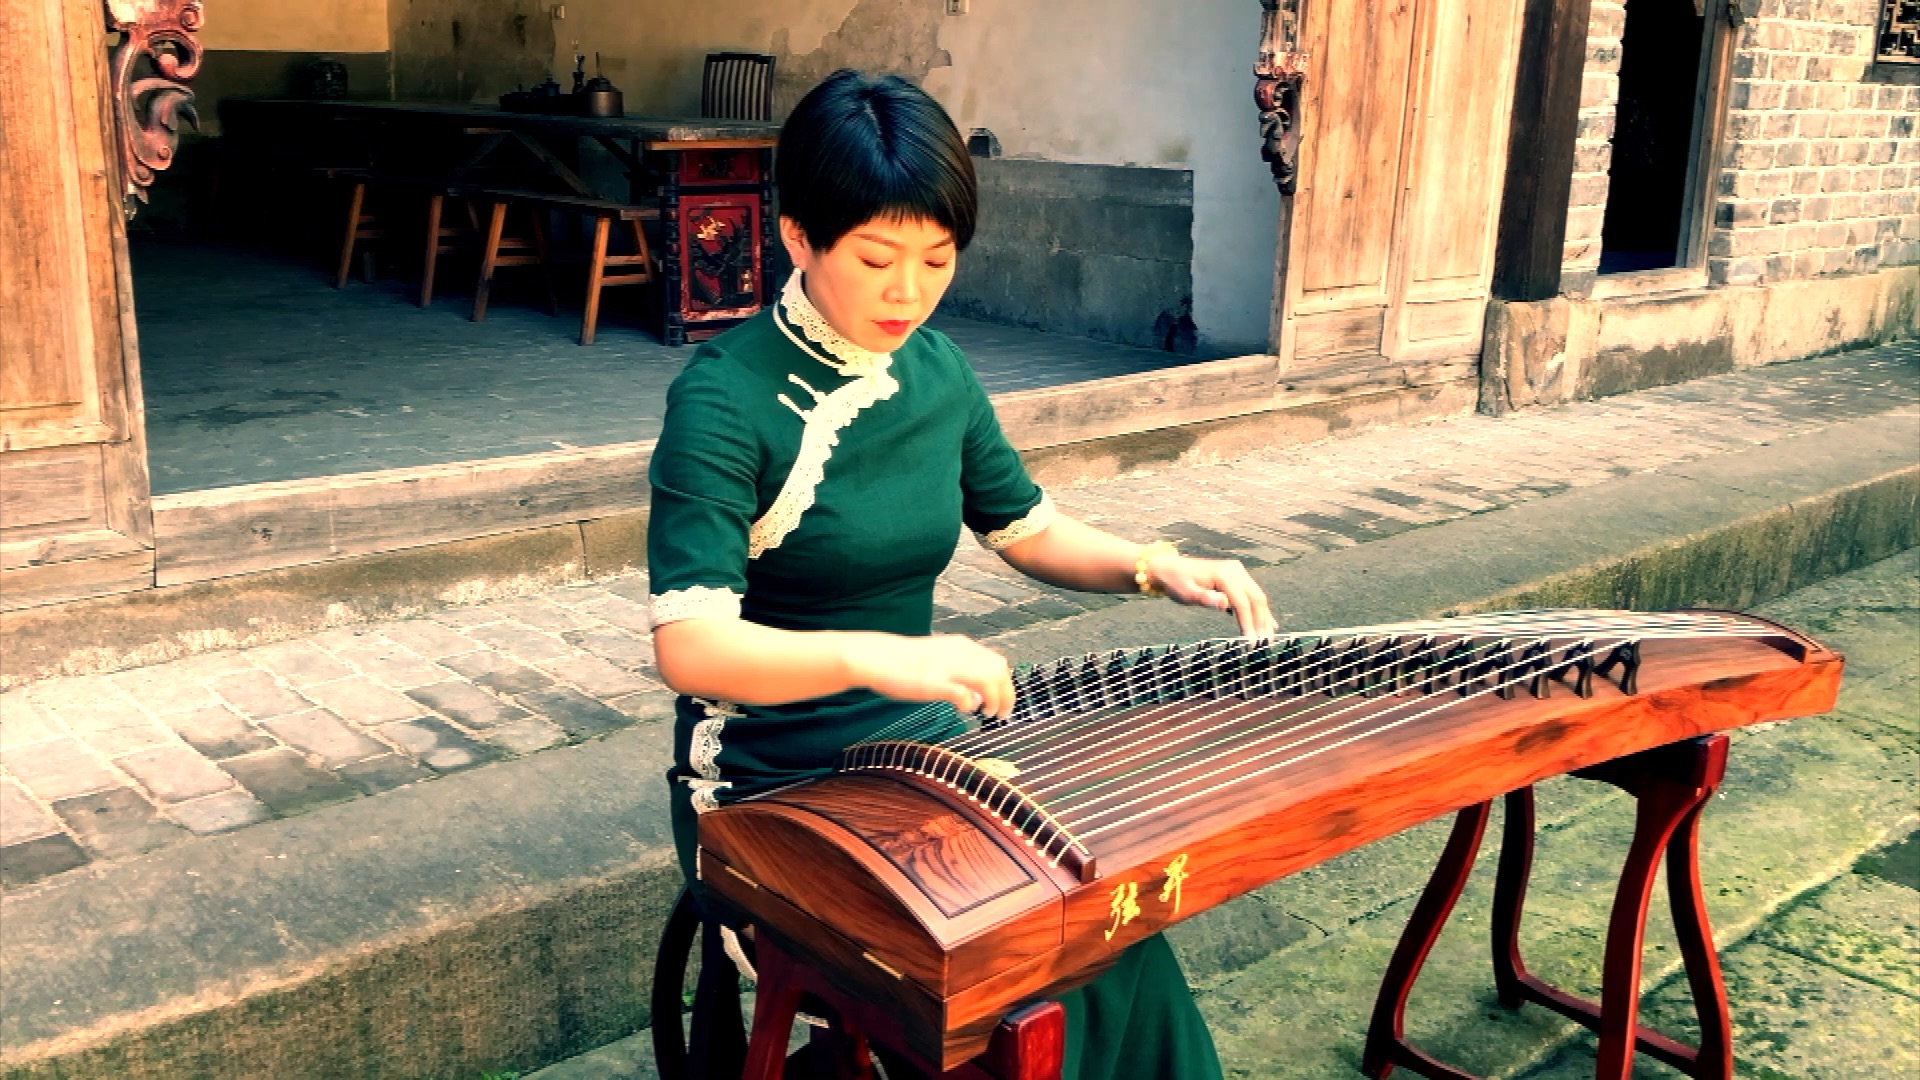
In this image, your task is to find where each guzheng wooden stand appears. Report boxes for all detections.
[743,934,1066,1080]
[1363,734,1734,1080]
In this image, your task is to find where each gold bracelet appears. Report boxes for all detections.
[1134,540,1178,597]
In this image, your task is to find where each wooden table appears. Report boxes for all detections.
[224,99,782,344]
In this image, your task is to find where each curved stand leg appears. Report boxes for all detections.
[1593,784,1689,1078]
[1586,736,1731,1079]
[1362,801,1494,1079]
[1490,788,1537,1009]
[650,889,700,1080]
[1367,735,1736,1080]
[1665,798,1734,1080]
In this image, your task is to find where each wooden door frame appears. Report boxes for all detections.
[1490,0,1739,302]
[1673,8,1736,273]
[0,0,200,611]
[1488,0,1595,302]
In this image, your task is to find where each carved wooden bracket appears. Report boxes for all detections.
[1255,0,1308,195]
[104,0,203,217]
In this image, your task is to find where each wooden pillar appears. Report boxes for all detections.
[0,0,170,610]
[1490,0,1594,301]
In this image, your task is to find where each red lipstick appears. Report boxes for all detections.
[875,320,912,336]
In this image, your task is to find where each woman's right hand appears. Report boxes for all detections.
[842,633,1016,721]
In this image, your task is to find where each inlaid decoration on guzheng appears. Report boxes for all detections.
[700,607,1842,1071]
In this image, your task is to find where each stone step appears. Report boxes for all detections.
[2,403,1914,1079]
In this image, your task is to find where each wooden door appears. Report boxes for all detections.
[1275,0,1526,374]
[0,0,155,610]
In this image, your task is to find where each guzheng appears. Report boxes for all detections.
[696,609,1843,1070]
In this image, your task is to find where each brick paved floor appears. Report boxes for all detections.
[0,340,1912,891]
[131,239,1219,494]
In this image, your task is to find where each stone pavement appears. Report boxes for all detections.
[130,238,1218,494]
[2,341,1914,891]
[526,548,1920,1080]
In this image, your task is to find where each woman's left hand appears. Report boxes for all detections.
[1147,553,1277,637]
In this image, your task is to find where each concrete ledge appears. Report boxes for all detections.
[4,410,1913,1080]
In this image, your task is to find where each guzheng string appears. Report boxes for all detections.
[1039,635,1583,808]
[970,636,1427,772]
[984,616,1696,780]
[993,609,1756,729]
[1005,619,1740,809]
[1033,636,1629,860]
[981,632,1540,813]
[843,610,1782,866]
[855,613,1752,765]
[1068,637,1635,840]
[1009,635,1512,791]
[1004,609,1758,729]
[947,611,1757,761]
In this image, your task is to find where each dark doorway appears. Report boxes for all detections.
[1599,0,1712,274]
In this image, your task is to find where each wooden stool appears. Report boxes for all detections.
[469,195,558,323]
[418,189,483,308]
[327,168,382,289]
[480,190,660,344]
[1363,735,1734,1080]
[652,888,1064,1080]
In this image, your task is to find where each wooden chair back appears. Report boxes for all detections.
[701,53,776,121]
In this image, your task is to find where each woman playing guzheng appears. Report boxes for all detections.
[649,69,1276,1080]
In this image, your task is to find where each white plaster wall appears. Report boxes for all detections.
[929,1,1280,351]
[547,0,1279,351]
[200,0,390,53]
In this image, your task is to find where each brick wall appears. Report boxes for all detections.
[1712,0,1920,284]
[1562,0,1919,292]
[1563,0,1627,294]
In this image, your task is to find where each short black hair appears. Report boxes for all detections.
[776,70,977,252]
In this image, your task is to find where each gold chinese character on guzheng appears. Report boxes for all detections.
[1105,882,1142,940]
[1160,853,1191,914]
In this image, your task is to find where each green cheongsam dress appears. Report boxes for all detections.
[647,274,1222,1080]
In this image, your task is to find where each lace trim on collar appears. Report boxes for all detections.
[774,273,892,377]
